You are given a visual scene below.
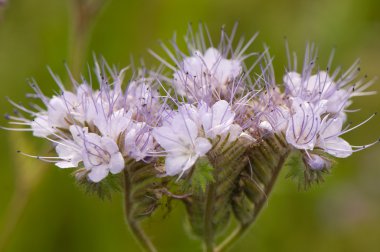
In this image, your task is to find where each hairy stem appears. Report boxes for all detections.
[216,150,290,252]
[123,169,157,252]
[203,181,217,252]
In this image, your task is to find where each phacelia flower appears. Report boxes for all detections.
[152,113,212,176]
[173,48,242,99]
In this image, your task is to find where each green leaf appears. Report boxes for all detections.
[285,151,304,184]
[191,157,215,193]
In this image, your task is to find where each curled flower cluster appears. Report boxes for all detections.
[256,45,378,171]
[3,27,377,186]
[5,63,163,182]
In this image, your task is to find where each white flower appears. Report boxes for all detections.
[94,109,132,141]
[200,100,241,141]
[54,125,86,168]
[152,113,212,176]
[258,106,290,133]
[47,91,78,129]
[31,113,53,137]
[55,142,82,168]
[283,71,350,117]
[202,48,241,89]
[125,79,160,114]
[283,71,302,97]
[124,122,154,161]
[284,71,333,100]
[286,98,326,150]
[325,89,350,115]
[173,48,241,98]
[316,117,352,158]
[82,133,125,182]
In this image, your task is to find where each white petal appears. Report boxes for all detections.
[95,109,132,140]
[69,125,87,144]
[326,89,349,114]
[285,98,319,150]
[154,113,199,150]
[212,100,234,126]
[324,137,352,158]
[152,126,184,150]
[201,113,212,136]
[308,71,333,95]
[31,115,52,137]
[283,72,301,95]
[88,165,109,182]
[55,143,81,168]
[194,137,212,156]
[227,124,242,142]
[109,152,125,174]
[165,154,198,176]
[202,100,235,138]
[55,161,76,169]
[320,117,343,139]
[203,47,221,68]
[214,58,241,85]
[178,104,201,127]
[101,136,119,155]
[127,129,154,160]
[171,114,198,142]
[48,96,69,128]
[259,121,274,132]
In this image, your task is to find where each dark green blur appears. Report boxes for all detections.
[1,0,380,251]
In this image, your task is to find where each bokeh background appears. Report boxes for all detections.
[1,0,380,251]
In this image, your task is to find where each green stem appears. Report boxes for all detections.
[203,182,217,252]
[215,151,290,252]
[214,226,244,252]
[123,169,157,252]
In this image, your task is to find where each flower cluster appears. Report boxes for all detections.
[5,63,163,182]
[3,28,377,186]
[255,45,378,171]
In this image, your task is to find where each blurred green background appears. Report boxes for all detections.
[1,0,380,251]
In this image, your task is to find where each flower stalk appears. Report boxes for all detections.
[203,178,217,252]
[123,168,157,252]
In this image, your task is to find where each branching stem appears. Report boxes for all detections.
[203,181,217,252]
[123,169,157,252]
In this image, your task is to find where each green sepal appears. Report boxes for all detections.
[74,168,123,200]
[183,136,250,241]
[232,134,291,227]
[285,150,332,190]
[124,160,162,221]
